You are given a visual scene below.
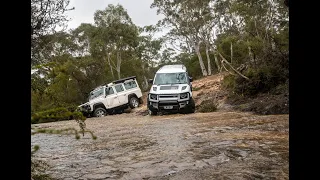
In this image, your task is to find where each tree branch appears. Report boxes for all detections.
[218,51,249,80]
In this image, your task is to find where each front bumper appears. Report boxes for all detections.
[78,105,92,114]
[148,99,191,111]
[148,93,192,111]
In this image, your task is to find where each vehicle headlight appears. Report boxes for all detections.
[153,87,157,91]
[182,86,187,90]
[81,105,91,110]
[150,94,158,100]
[180,93,188,99]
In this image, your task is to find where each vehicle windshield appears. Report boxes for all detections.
[88,88,104,101]
[153,72,188,85]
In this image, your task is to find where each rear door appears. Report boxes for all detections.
[105,86,120,108]
[114,84,128,105]
[123,80,142,98]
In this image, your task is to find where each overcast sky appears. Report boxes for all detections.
[65,0,164,30]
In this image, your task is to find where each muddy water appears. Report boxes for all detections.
[31,112,288,180]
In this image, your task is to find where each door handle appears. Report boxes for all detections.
[114,97,117,99]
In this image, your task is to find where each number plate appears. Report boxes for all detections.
[164,106,173,109]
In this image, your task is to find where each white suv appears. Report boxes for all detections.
[78,76,143,117]
[147,64,195,115]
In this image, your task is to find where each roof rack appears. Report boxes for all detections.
[90,76,137,92]
[112,76,136,84]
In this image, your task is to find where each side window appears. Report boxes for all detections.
[124,80,137,90]
[114,84,124,93]
[105,87,114,95]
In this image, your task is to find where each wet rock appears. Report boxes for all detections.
[166,170,177,175]
[92,166,117,174]
[202,153,230,166]
[113,156,132,162]
[83,173,111,179]
[120,167,133,172]
[129,161,154,168]
[194,160,208,168]
[31,111,288,180]
[63,178,75,180]
[210,140,234,147]
[101,159,115,165]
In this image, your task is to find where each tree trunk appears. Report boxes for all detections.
[143,76,148,90]
[106,53,115,80]
[205,42,212,76]
[194,42,208,76]
[116,51,121,79]
[221,61,235,75]
[141,63,149,91]
[254,16,260,38]
[214,53,221,72]
[218,52,249,80]
[230,42,233,64]
[248,44,255,67]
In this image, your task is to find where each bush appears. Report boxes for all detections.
[72,111,86,121]
[192,86,202,91]
[197,99,218,113]
[240,67,286,96]
[65,105,78,112]
[31,107,86,124]
[221,48,288,97]
[223,65,287,97]
[222,74,236,90]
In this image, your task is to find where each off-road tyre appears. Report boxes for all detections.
[93,107,107,117]
[129,96,139,109]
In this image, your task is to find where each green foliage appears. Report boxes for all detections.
[31,0,75,66]
[32,145,40,155]
[222,74,236,90]
[72,111,86,121]
[197,98,218,113]
[224,60,288,97]
[184,55,203,79]
[32,127,97,140]
[31,4,164,111]
[31,158,54,180]
[31,107,86,124]
[177,51,218,80]
[31,0,288,114]
[216,35,248,66]
[192,87,202,91]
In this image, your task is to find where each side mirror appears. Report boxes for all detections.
[148,79,153,84]
[189,76,193,82]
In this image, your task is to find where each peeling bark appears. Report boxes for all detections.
[106,53,114,80]
[142,63,149,91]
[205,42,212,75]
[194,41,208,76]
[214,53,221,73]
[116,51,121,79]
[230,42,233,64]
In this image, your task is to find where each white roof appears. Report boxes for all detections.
[157,64,187,73]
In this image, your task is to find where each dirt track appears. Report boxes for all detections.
[31,111,288,180]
